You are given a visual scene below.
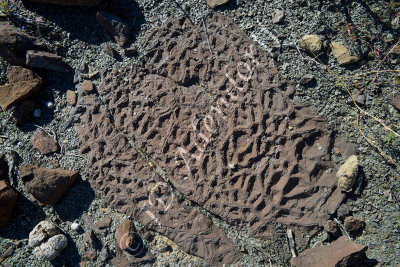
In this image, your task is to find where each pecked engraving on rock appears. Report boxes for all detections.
[76,13,354,264]
[75,92,243,265]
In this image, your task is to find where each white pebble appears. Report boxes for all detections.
[33,109,42,118]
[70,222,80,231]
[46,101,54,109]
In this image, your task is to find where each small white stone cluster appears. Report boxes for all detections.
[29,221,68,261]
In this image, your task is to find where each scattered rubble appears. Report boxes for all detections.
[29,0,102,6]
[19,164,78,206]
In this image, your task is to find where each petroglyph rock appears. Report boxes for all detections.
[75,14,354,264]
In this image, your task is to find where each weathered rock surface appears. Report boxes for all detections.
[0,180,18,227]
[19,164,78,206]
[337,155,359,192]
[344,216,365,233]
[291,236,368,267]
[299,35,322,55]
[96,11,132,47]
[33,234,68,261]
[31,130,59,155]
[0,23,46,66]
[272,9,285,24]
[28,0,102,6]
[300,74,315,85]
[0,66,42,111]
[206,0,230,8]
[331,42,359,66]
[75,14,354,264]
[26,50,69,72]
[95,216,112,230]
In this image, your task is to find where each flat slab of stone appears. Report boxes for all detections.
[291,236,368,267]
[19,165,78,206]
[31,130,59,155]
[75,13,354,264]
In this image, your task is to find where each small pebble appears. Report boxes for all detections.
[71,222,81,231]
[33,109,42,118]
[46,101,54,109]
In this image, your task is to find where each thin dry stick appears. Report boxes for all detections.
[287,229,297,257]
[334,218,351,240]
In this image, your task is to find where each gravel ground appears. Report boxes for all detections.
[1,0,400,266]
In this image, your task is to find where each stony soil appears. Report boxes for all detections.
[1,0,400,266]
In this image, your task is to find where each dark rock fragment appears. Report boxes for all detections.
[104,44,119,59]
[300,74,315,85]
[11,100,36,127]
[344,216,365,233]
[0,180,18,227]
[0,23,46,65]
[95,216,112,230]
[26,50,69,72]
[19,164,78,206]
[124,47,138,57]
[0,154,8,181]
[28,0,101,6]
[96,11,132,47]
[391,95,400,111]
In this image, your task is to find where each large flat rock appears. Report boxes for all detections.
[75,13,354,263]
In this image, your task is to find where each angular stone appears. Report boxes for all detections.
[124,47,138,57]
[206,0,230,8]
[33,234,68,261]
[83,230,98,248]
[323,220,339,235]
[66,90,77,105]
[19,164,78,206]
[337,155,359,192]
[31,130,59,155]
[28,0,101,6]
[0,66,42,111]
[116,218,136,251]
[26,50,69,72]
[104,44,119,59]
[344,216,365,233]
[81,80,94,92]
[0,180,18,227]
[85,249,97,261]
[331,42,359,66]
[291,236,368,267]
[0,23,46,66]
[300,74,315,85]
[11,100,36,127]
[391,95,400,111]
[96,11,132,47]
[299,35,322,55]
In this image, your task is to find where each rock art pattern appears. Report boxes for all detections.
[76,13,353,263]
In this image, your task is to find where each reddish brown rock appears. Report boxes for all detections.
[344,216,365,233]
[11,100,36,127]
[28,0,102,6]
[31,130,59,155]
[66,90,77,105]
[0,180,18,227]
[0,23,46,66]
[291,236,368,267]
[26,50,69,73]
[96,11,131,47]
[85,250,97,261]
[0,66,42,111]
[19,164,78,206]
[323,220,339,235]
[116,218,136,251]
[81,80,94,92]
